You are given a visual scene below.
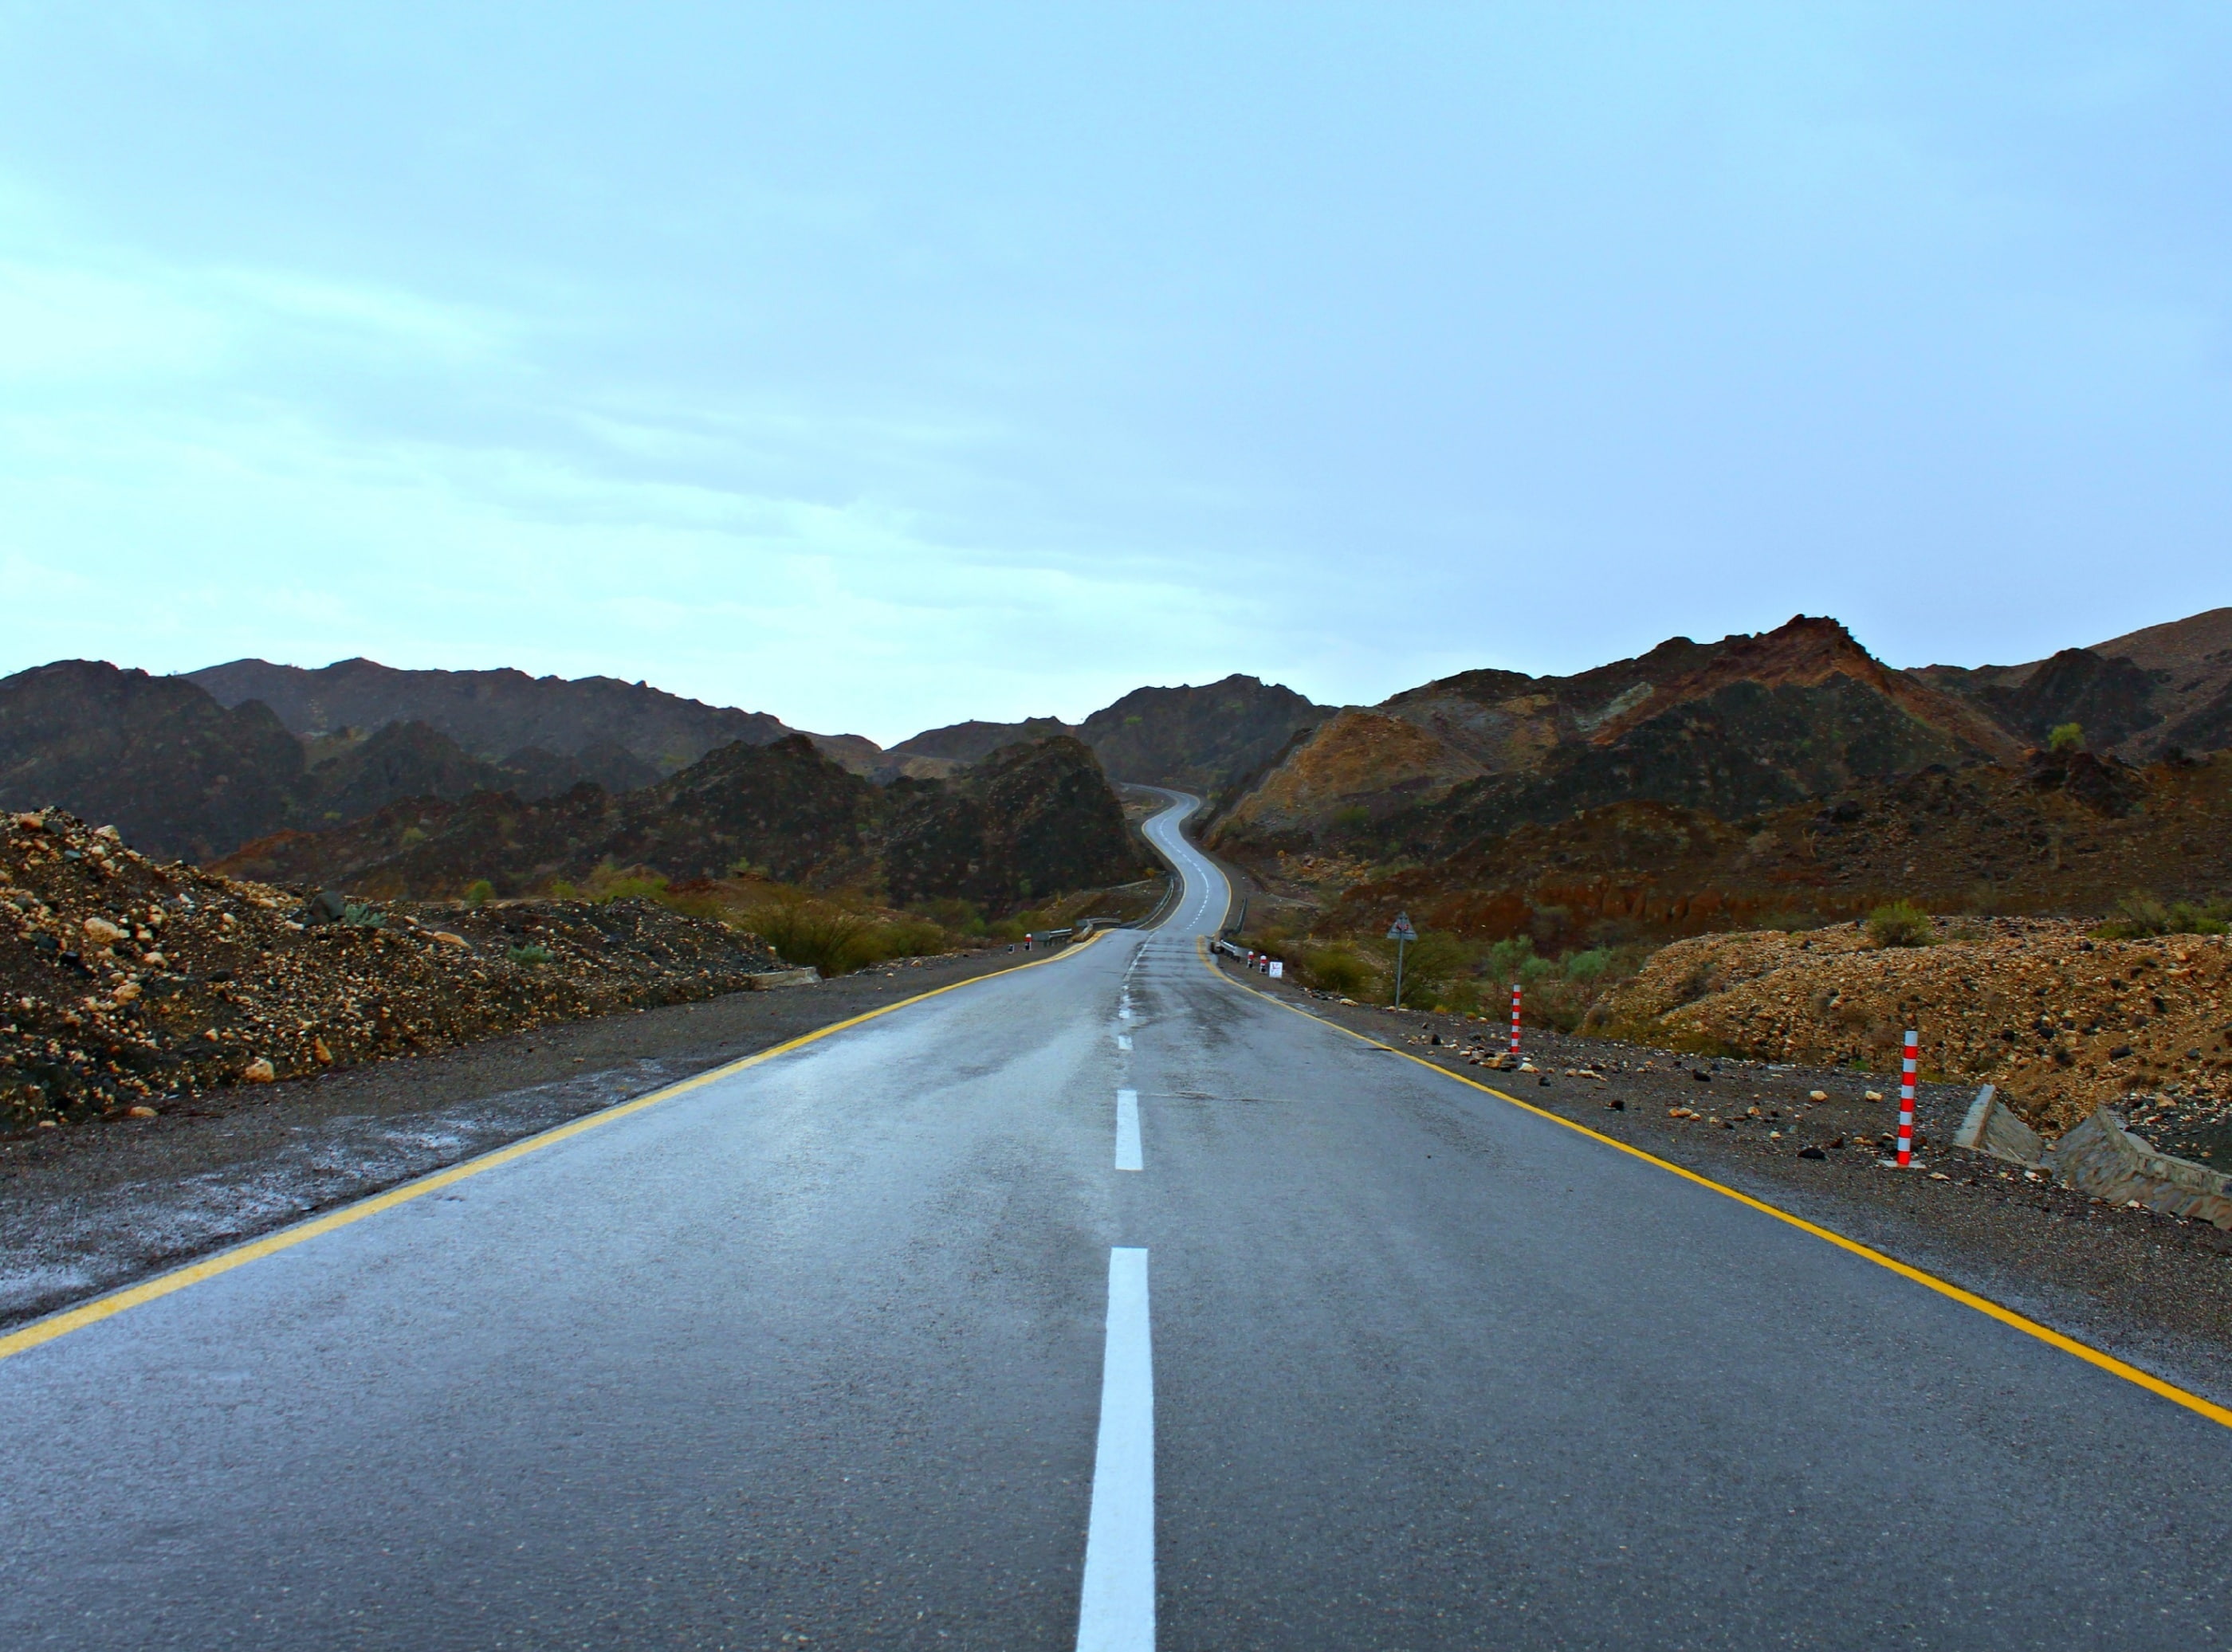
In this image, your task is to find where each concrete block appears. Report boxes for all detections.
[2044,1106,2232,1229]
[1953,1085,2045,1167]
[745,968,819,991]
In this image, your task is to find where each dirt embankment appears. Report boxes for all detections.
[1591,919,2232,1144]
[2,808,780,1130]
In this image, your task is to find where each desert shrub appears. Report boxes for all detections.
[1299,944,1373,997]
[1435,976,1482,1015]
[548,879,580,899]
[733,889,882,975]
[509,944,553,966]
[1562,947,1614,983]
[341,901,386,930]
[1866,901,1933,948]
[2048,722,2085,752]
[2095,890,2232,939]
[874,917,949,959]
[1331,805,1373,834]
[909,897,987,937]
[595,873,670,904]
[1394,932,1472,1007]
[463,879,495,907]
[1482,935,1537,989]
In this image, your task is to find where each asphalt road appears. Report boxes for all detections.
[2,793,2229,1650]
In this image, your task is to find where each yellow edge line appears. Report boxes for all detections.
[1199,940,2232,1432]
[0,932,1106,1364]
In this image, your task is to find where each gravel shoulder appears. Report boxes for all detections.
[0,945,1052,1330]
[1222,957,2232,1413]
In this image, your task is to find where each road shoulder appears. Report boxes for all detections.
[0,946,1059,1330]
[1215,954,2232,1414]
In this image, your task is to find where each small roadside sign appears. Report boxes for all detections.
[1386,913,1417,942]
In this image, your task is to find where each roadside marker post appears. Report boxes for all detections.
[1509,983,1523,1057]
[1386,912,1417,1008]
[1896,1030,1918,1167]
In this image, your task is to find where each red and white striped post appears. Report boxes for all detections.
[1896,1029,1918,1167]
[1509,983,1523,1057]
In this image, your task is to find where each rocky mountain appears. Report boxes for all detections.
[0,661,673,863]
[0,661,308,868]
[1299,747,2230,952]
[187,656,885,776]
[1074,675,1332,800]
[889,716,1079,763]
[216,734,1143,916]
[1214,617,2021,857]
[1914,606,2232,761]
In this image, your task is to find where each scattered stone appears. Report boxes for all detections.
[127,1105,157,1119]
[1809,1089,1829,1101]
[242,1058,277,1083]
[1798,1145,1826,1159]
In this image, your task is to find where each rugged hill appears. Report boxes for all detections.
[1076,675,1331,799]
[1214,617,2020,857]
[187,656,884,775]
[1913,606,2232,762]
[1212,710,1484,845]
[889,716,1079,763]
[217,735,1142,916]
[0,662,674,862]
[1300,748,2232,952]
[0,661,308,868]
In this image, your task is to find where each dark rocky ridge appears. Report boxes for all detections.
[1915,606,2232,763]
[0,662,670,864]
[188,656,800,773]
[189,655,888,777]
[218,735,1143,917]
[1310,748,2232,952]
[1216,617,2022,859]
[1076,674,1332,799]
[889,716,1079,763]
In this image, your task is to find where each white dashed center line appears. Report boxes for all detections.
[1076,1247,1154,1652]
[1114,1089,1142,1171]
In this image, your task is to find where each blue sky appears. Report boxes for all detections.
[2,3,2226,744]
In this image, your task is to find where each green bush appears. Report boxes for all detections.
[509,944,553,966]
[2048,722,2085,752]
[1299,945,1373,997]
[1393,932,1472,1007]
[2094,890,2231,939]
[463,879,496,907]
[341,901,386,930]
[735,892,882,975]
[909,897,987,937]
[1330,805,1373,834]
[1866,901,1933,948]
[1562,947,1615,983]
[1434,976,1482,1015]
[1483,935,1537,988]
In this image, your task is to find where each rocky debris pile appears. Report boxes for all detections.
[1,809,778,1131]
[1591,917,2232,1140]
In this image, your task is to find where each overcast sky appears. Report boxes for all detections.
[2,4,2226,744]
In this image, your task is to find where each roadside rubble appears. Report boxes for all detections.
[1590,918,2232,1144]
[1,808,780,1130]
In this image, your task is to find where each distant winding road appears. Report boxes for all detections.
[1,791,2227,1648]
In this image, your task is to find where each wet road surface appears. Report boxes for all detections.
[1,793,2227,1649]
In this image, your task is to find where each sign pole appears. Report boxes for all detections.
[1385,912,1418,1009]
